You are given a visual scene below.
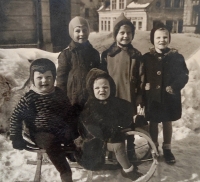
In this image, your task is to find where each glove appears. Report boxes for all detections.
[12,139,26,150]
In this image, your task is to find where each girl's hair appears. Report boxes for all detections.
[150,22,171,45]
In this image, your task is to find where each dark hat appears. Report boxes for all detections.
[113,13,135,40]
[30,58,56,84]
[150,22,171,45]
[86,68,116,99]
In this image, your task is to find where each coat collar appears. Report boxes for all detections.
[67,40,93,51]
[149,47,178,57]
[107,42,141,57]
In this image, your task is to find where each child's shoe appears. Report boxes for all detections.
[163,149,176,164]
[121,169,143,181]
[60,172,73,182]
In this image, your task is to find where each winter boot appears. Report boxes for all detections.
[60,172,73,182]
[121,167,143,181]
[162,143,176,164]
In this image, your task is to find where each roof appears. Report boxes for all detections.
[127,2,150,8]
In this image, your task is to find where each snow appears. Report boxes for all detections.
[0,33,200,182]
[127,2,150,8]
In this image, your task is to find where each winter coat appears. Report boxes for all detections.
[74,68,133,170]
[101,42,142,114]
[56,40,100,108]
[10,87,74,142]
[141,48,189,122]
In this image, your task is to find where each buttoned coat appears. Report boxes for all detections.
[56,41,100,108]
[141,48,189,122]
[101,42,142,114]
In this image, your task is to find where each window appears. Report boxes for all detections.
[138,22,142,30]
[156,1,161,7]
[108,21,110,31]
[180,0,184,7]
[119,0,124,9]
[112,0,116,10]
[101,21,103,31]
[165,0,171,7]
[105,21,107,31]
[85,8,89,18]
[174,0,180,7]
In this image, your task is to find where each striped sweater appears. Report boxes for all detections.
[10,87,73,141]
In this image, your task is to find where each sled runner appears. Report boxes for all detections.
[23,127,158,182]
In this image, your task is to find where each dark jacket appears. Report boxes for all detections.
[141,48,189,122]
[101,42,142,114]
[74,68,133,170]
[56,40,100,108]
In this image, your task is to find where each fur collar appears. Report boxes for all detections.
[149,47,178,57]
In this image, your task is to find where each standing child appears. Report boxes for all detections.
[10,59,75,182]
[101,13,142,161]
[141,23,189,164]
[57,16,100,112]
[75,68,142,181]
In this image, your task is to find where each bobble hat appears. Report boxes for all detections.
[113,13,135,40]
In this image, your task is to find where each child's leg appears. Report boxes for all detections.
[107,142,131,169]
[34,132,73,182]
[126,135,136,161]
[149,121,159,148]
[162,121,176,164]
[107,142,142,181]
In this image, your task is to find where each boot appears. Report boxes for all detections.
[121,169,143,181]
[60,172,73,182]
[162,143,176,164]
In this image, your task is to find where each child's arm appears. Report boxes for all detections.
[168,54,189,92]
[10,96,29,150]
[56,50,71,93]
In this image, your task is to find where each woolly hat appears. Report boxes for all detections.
[30,58,56,84]
[113,13,135,40]
[69,16,90,40]
[86,68,116,99]
[150,21,171,45]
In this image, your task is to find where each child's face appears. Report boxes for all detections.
[33,71,54,93]
[93,78,110,100]
[116,25,132,46]
[154,29,169,51]
[73,26,89,43]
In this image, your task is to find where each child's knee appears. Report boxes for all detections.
[112,143,126,155]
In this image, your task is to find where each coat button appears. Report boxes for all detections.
[158,57,162,60]
[157,71,161,75]
[156,85,160,89]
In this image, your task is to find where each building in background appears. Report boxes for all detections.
[0,0,80,52]
[98,0,200,33]
[80,0,102,31]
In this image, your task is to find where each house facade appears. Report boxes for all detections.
[0,0,80,52]
[98,0,185,33]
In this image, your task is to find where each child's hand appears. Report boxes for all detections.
[166,86,174,94]
[74,136,83,148]
[12,139,26,150]
[145,83,150,90]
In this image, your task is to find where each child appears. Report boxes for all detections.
[75,68,142,181]
[141,23,189,164]
[57,16,101,112]
[10,59,75,182]
[101,13,143,161]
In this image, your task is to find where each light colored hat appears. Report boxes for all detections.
[69,16,90,40]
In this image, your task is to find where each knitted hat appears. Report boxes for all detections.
[150,22,171,45]
[113,13,135,40]
[86,68,116,99]
[69,16,90,40]
[30,58,56,84]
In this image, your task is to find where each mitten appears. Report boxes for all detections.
[12,139,26,150]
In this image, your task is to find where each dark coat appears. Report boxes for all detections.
[56,40,100,108]
[101,42,142,114]
[74,68,133,170]
[141,48,189,122]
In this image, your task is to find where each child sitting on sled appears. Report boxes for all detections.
[74,68,142,181]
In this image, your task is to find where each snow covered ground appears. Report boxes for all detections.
[0,32,200,182]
